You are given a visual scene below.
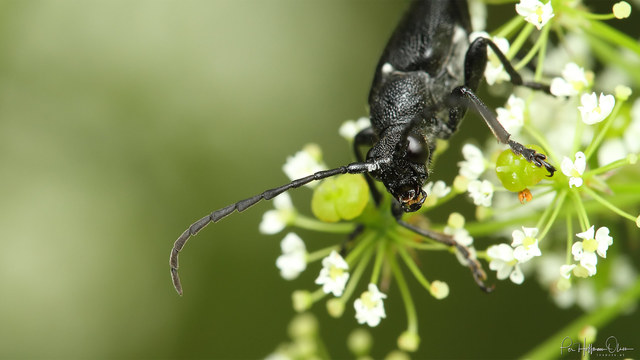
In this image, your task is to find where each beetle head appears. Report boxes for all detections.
[368,131,431,212]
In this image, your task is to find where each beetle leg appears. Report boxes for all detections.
[465,37,551,94]
[448,85,556,175]
[391,201,494,293]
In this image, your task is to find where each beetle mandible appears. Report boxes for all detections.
[170,0,556,295]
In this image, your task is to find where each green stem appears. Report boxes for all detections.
[292,215,356,234]
[514,27,546,70]
[389,248,418,334]
[565,213,573,265]
[369,240,387,285]
[534,22,550,82]
[581,186,637,222]
[339,242,376,305]
[345,232,376,264]
[507,23,534,59]
[397,246,432,292]
[493,15,525,40]
[524,123,559,164]
[535,190,560,232]
[571,190,591,231]
[520,278,640,360]
[584,101,623,161]
[306,245,339,263]
[586,20,640,58]
[538,189,568,240]
[584,154,639,177]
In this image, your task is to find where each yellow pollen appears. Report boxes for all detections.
[583,239,598,253]
[523,236,536,249]
[329,266,344,279]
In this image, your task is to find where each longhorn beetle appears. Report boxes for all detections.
[170,0,556,295]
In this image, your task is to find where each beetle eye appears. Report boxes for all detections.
[406,135,429,164]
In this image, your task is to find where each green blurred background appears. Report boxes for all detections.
[0,1,636,359]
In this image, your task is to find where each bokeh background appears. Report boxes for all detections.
[0,1,637,359]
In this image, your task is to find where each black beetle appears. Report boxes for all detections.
[170,0,555,295]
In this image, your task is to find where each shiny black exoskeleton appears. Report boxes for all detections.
[358,0,554,215]
[170,0,556,295]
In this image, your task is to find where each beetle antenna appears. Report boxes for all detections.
[170,161,378,295]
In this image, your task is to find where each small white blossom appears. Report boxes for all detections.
[315,251,350,297]
[515,0,554,30]
[487,243,525,284]
[354,284,387,327]
[560,264,576,279]
[496,95,526,134]
[423,180,451,198]
[339,117,371,140]
[458,143,486,180]
[422,180,451,206]
[444,227,474,247]
[550,62,589,97]
[578,92,615,125]
[467,179,494,207]
[560,151,586,188]
[275,233,307,280]
[511,227,542,262]
[444,213,473,247]
[259,193,295,234]
[572,226,613,275]
[282,144,327,187]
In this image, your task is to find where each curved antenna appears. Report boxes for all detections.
[170,161,379,295]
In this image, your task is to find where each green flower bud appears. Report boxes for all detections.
[347,328,373,356]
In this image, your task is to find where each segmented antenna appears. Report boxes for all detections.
[170,161,377,295]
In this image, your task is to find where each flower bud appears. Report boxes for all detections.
[292,290,312,312]
[347,328,373,356]
[397,331,420,352]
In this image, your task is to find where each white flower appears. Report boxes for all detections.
[470,32,511,85]
[578,92,615,125]
[339,117,371,140]
[422,180,451,206]
[354,284,387,327]
[444,212,473,246]
[511,227,542,262]
[573,226,613,265]
[487,243,525,284]
[275,233,307,280]
[560,264,576,279]
[259,193,295,234]
[467,179,494,207]
[550,62,589,97]
[444,227,474,247]
[515,0,554,30]
[315,251,350,297]
[561,151,586,188]
[496,95,526,134]
[423,180,451,198]
[457,143,486,180]
[282,144,327,187]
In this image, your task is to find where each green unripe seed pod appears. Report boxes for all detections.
[312,174,369,222]
[495,145,548,192]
